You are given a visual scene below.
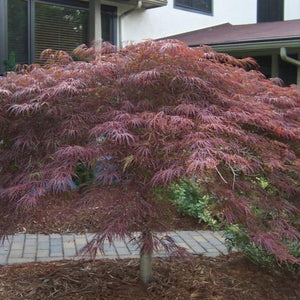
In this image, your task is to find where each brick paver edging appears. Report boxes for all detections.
[0,231,228,265]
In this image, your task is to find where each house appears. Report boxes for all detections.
[0,0,167,73]
[122,0,300,42]
[164,20,300,86]
[0,0,300,85]
[121,0,300,86]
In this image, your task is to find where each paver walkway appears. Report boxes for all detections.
[0,231,228,265]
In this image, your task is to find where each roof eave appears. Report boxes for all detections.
[190,38,300,52]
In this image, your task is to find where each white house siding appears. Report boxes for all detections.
[121,0,300,44]
[285,0,300,20]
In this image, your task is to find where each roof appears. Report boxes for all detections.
[164,19,300,47]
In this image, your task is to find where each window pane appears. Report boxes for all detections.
[257,0,283,22]
[7,0,28,64]
[175,0,212,13]
[176,0,192,8]
[101,5,117,45]
[35,2,88,62]
[192,0,212,12]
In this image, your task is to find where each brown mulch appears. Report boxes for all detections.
[0,185,205,235]
[0,253,299,300]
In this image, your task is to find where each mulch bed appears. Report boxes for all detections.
[1,185,298,299]
[0,253,299,300]
[0,186,205,235]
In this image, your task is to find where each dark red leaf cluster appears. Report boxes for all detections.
[0,40,299,263]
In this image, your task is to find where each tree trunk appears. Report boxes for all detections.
[140,252,153,284]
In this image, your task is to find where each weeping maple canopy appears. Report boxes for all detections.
[0,40,299,264]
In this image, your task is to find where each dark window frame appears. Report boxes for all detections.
[174,0,213,15]
[257,0,284,23]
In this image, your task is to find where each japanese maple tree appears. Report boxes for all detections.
[0,40,299,282]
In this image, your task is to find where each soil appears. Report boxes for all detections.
[0,185,206,235]
[0,253,299,300]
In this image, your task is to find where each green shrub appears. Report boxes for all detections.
[73,163,95,188]
[4,51,16,72]
[170,178,299,273]
[254,176,276,194]
[169,178,219,229]
[225,224,299,273]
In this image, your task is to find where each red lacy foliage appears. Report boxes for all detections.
[0,40,299,262]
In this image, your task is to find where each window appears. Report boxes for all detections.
[7,0,28,64]
[6,0,88,65]
[101,5,117,45]
[34,2,88,62]
[257,0,283,22]
[175,0,212,14]
[2,0,118,71]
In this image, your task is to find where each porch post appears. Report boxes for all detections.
[0,0,8,73]
[89,0,102,44]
